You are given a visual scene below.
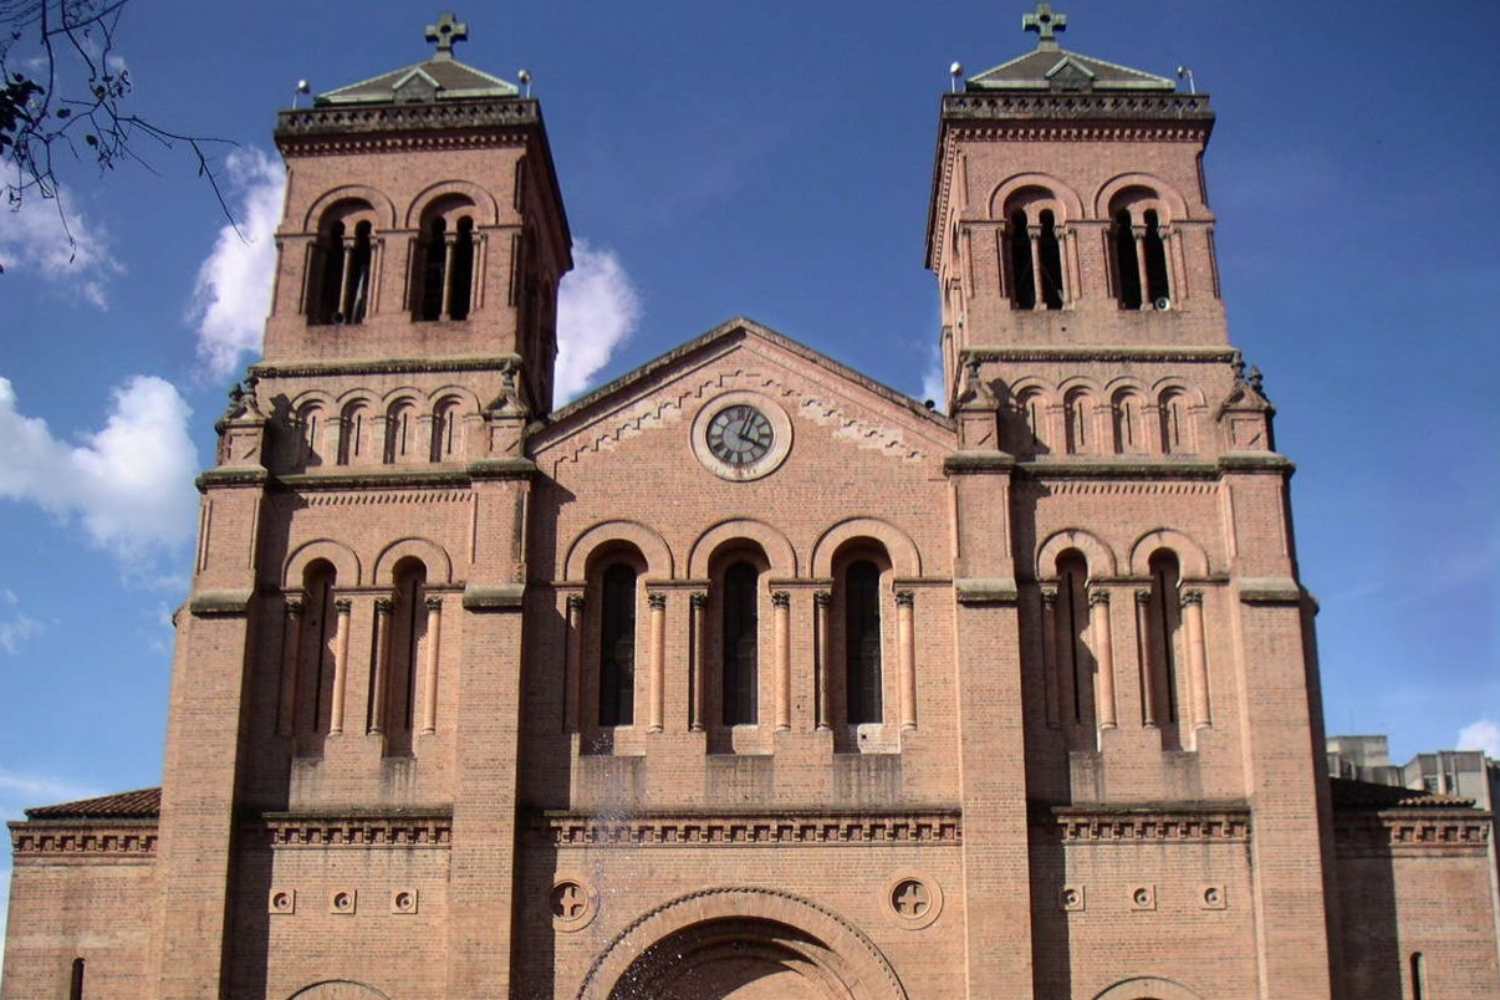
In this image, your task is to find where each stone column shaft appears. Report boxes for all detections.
[1182,590,1211,729]
[369,598,392,734]
[565,595,584,733]
[422,596,442,734]
[896,591,916,730]
[773,592,791,730]
[1135,589,1157,727]
[278,598,304,737]
[1040,588,1059,728]
[1028,226,1045,310]
[1089,589,1117,729]
[814,591,831,731]
[690,593,707,731]
[440,234,458,319]
[648,593,666,732]
[329,597,352,735]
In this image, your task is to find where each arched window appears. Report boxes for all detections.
[298,561,338,743]
[844,560,883,724]
[298,403,325,468]
[384,400,417,464]
[69,957,84,1000]
[1113,208,1143,310]
[338,402,368,466]
[312,220,346,325]
[1008,210,1035,310]
[1018,389,1046,454]
[382,558,426,754]
[1142,209,1170,305]
[1038,209,1064,310]
[1064,390,1090,455]
[1159,389,1191,454]
[1111,391,1142,454]
[418,217,448,322]
[448,217,475,320]
[722,561,759,726]
[1056,550,1091,726]
[1147,550,1183,728]
[430,397,462,462]
[598,563,637,727]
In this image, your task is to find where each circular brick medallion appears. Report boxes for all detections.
[551,878,598,932]
[884,873,943,930]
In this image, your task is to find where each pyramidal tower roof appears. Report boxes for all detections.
[966,2,1176,93]
[316,11,519,105]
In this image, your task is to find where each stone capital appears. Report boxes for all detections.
[648,593,667,610]
[895,590,915,608]
[1087,588,1111,608]
[771,591,791,609]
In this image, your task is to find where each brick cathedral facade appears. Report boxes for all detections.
[6,7,1498,999]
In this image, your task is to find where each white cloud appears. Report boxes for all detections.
[1457,719,1500,760]
[0,191,122,306]
[0,613,43,655]
[555,240,643,403]
[189,148,286,379]
[0,375,199,564]
[920,340,946,413]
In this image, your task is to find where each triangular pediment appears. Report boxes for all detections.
[967,45,1175,92]
[316,57,519,105]
[529,317,954,476]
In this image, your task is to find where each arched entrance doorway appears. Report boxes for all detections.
[578,887,907,1000]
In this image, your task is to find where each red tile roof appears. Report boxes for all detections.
[1330,777,1476,810]
[24,787,161,820]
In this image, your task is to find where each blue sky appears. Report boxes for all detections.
[2,0,1498,957]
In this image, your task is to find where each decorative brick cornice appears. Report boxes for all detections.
[277,470,473,492]
[251,354,520,379]
[256,809,453,849]
[941,91,1214,126]
[962,346,1236,364]
[275,99,540,147]
[1020,460,1220,480]
[1334,809,1492,857]
[1034,803,1251,844]
[538,809,962,848]
[10,819,158,861]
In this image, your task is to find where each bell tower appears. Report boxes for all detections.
[266,12,571,414]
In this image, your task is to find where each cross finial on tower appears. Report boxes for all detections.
[1023,2,1067,49]
[424,12,469,61]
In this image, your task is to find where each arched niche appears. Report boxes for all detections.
[688,518,797,579]
[1149,377,1208,409]
[377,385,426,410]
[1129,528,1212,579]
[812,517,920,579]
[1036,528,1118,580]
[373,536,454,586]
[1093,172,1191,222]
[283,538,361,589]
[424,383,484,410]
[989,171,1085,222]
[287,982,391,1000]
[565,520,674,582]
[577,887,908,1000]
[1094,976,1205,1000]
[301,185,398,233]
[405,179,502,228]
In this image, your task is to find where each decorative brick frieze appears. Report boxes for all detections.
[296,489,471,507]
[537,810,963,847]
[252,355,520,378]
[10,820,159,861]
[941,91,1214,125]
[256,810,453,849]
[962,346,1236,364]
[1334,810,1493,857]
[1035,804,1251,843]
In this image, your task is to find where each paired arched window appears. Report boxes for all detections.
[1110,191,1173,310]
[1006,194,1066,311]
[1055,550,1092,726]
[414,198,478,322]
[1145,550,1183,730]
[844,560,883,724]
[598,563,637,727]
[722,561,760,726]
[310,203,375,325]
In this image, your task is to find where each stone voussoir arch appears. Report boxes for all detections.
[283,538,362,589]
[1037,527,1118,580]
[576,885,909,1000]
[372,536,454,586]
[688,518,798,579]
[812,517,921,579]
[565,520,675,582]
[405,178,502,228]
[287,981,391,1000]
[988,171,1086,222]
[1093,975,1205,1000]
[301,184,399,233]
[1128,527,1212,579]
[1094,172,1191,222]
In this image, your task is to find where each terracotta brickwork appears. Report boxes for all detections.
[5,10,1499,1000]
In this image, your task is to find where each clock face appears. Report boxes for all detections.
[707,404,774,466]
